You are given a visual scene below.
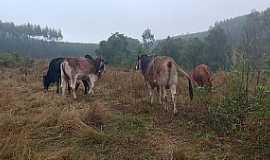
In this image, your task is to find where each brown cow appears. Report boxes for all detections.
[60,56,105,99]
[136,55,193,114]
[190,64,212,87]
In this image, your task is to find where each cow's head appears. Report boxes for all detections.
[135,55,143,71]
[135,55,153,73]
[95,56,106,78]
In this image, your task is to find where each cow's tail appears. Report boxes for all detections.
[177,66,193,100]
[60,61,68,89]
[166,61,172,89]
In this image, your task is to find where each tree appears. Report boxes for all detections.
[182,38,207,69]
[142,28,155,54]
[96,32,140,67]
[205,25,232,71]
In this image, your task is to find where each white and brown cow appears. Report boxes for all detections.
[136,55,193,114]
[60,55,105,99]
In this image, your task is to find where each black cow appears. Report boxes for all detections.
[43,57,89,94]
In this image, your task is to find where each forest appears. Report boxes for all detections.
[0,8,270,71]
[0,21,98,59]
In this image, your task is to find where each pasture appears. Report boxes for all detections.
[0,62,269,160]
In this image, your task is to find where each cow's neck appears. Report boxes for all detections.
[141,56,155,75]
[85,58,98,73]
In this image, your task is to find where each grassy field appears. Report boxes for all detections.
[0,63,269,160]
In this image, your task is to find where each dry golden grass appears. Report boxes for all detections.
[0,63,269,160]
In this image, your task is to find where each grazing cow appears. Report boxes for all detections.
[190,64,212,87]
[43,57,89,94]
[60,56,105,99]
[135,55,193,114]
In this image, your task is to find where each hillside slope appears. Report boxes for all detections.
[174,14,248,46]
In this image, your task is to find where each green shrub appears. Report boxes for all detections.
[0,53,31,68]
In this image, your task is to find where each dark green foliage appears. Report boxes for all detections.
[166,8,270,71]
[205,26,232,70]
[155,26,231,71]
[96,32,140,68]
[207,59,270,155]
[0,53,31,68]
[154,37,207,69]
[238,9,270,70]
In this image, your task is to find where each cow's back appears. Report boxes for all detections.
[65,58,96,76]
[146,56,177,88]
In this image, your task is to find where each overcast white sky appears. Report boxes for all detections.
[1,0,270,43]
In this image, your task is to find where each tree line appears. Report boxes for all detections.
[96,8,270,72]
[1,8,270,71]
[0,21,98,58]
[0,21,62,40]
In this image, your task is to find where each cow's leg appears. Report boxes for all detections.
[61,76,66,96]
[170,84,177,115]
[87,75,96,95]
[56,78,60,94]
[82,80,89,95]
[67,81,72,94]
[162,87,168,111]
[70,75,77,99]
[158,86,162,104]
[147,83,153,104]
[87,79,92,95]
[75,81,80,91]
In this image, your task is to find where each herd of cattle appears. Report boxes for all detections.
[43,54,212,115]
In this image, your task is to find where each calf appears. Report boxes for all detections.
[136,55,193,114]
[190,64,212,87]
[60,56,105,99]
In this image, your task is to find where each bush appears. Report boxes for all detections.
[207,60,270,156]
[0,53,32,68]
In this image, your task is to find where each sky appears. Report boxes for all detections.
[1,0,270,43]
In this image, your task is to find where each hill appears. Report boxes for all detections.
[154,8,270,71]
[173,31,208,40]
[174,14,248,46]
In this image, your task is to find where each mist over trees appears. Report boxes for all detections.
[1,8,270,71]
[154,8,270,71]
[95,8,270,71]
[0,21,63,41]
[0,21,97,58]
[153,25,231,71]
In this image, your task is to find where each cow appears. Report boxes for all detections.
[60,56,105,99]
[190,64,212,88]
[43,57,89,94]
[135,55,193,115]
